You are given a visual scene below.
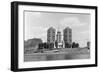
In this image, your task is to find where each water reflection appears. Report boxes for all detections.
[24,53,90,62]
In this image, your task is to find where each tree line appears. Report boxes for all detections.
[38,42,54,50]
[65,42,79,48]
[38,42,79,50]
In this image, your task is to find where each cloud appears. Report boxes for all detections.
[26,12,42,18]
[80,31,90,36]
[60,17,86,27]
[25,26,48,41]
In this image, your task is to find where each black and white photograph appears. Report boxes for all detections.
[24,11,91,62]
[11,1,97,71]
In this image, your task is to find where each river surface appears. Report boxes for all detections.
[24,49,90,62]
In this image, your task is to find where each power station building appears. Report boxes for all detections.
[47,27,56,44]
[47,26,72,48]
[63,27,72,44]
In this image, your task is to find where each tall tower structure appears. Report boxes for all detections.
[56,24,62,43]
[63,27,72,44]
[47,27,55,43]
[56,24,64,48]
[56,31,61,43]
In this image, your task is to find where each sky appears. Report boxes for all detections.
[24,11,91,47]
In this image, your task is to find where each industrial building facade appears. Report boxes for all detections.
[63,27,72,44]
[47,27,72,48]
[47,27,56,43]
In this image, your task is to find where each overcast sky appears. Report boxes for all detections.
[24,11,91,47]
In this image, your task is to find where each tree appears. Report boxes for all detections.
[87,42,90,49]
[43,42,47,49]
[46,43,49,49]
[75,43,79,48]
[72,42,79,48]
[65,42,68,48]
[65,42,72,48]
[50,43,54,49]
[72,42,76,48]
[68,43,72,48]
[38,43,44,51]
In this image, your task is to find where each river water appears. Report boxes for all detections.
[24,52,90,62]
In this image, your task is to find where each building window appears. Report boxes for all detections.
[69,35,71,37]
[69,31,71,33]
